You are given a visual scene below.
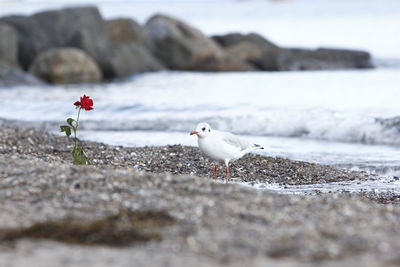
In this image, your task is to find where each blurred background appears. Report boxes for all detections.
[1,0,400,179]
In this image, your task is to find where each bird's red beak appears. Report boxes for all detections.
[190,131,199,135]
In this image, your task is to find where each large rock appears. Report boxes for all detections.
[225,42,263,61]
[106,18,165,76]
[145,15,250,71]
[225,42,278,70]
[108,43,165,76]
[187,54,254,71]
[213,33,279,51]
[0,23,19,67]
[0,15,49,69]
[29,48,102,84]
[1,7,166,79]
[35,7,115,77]
[71,23,164,77]
[66,29,114,77]
[107,18,145,44]
[212,33,281,71]
[213,33,373,71]
[1,7,108,71]
[0,62,43,87]
[277,48,374,71]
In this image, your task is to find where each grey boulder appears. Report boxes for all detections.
[29,47,102,84]
[106,18,165,76]
[107,18,145,44]
[66,28,114,78]
[1,7,108,71]
[186,54,254,72]
[277,48,374,71]
[225,42,279,71]
[1,7,165,79]
[213,33,279,52]
[0,62,43,87]
[145,15,251,71]
[213,33,281,71]
[108,42,165,77]
[0,23,19,67]
[213,33,373,71]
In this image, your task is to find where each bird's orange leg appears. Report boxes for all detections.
[225,166,229,184]
[213,165,219,179]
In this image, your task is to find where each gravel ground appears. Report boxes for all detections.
[0,125,369,185]
[1,125,400,266]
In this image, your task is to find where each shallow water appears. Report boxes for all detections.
[235,177,400,195]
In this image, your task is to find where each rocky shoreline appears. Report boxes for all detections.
[1,124,400,266]
[0,6,373,86]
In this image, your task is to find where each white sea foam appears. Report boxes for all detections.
[232,178,400,195]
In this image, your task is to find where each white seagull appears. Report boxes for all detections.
[190,122,264,184]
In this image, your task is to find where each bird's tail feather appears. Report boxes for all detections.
[253,144,264,150]
[241,144,264,155]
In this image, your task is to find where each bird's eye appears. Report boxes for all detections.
[202,127,206,131]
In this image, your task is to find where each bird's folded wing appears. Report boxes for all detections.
[218,131,252,151]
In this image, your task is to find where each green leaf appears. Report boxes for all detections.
[67,118,75,128]
[60,125,72,137]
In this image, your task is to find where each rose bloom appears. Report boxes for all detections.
[74,95,94,111]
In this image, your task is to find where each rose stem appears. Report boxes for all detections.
[73,107,82,149]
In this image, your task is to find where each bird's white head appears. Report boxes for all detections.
[190,122,212,138]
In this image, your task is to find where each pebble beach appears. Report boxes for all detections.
[1,124,400,266]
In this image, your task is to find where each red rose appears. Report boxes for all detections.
[74,95,93,111]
